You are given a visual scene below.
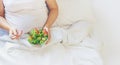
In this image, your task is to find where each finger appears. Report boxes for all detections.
[43,26,48,32]
[18,30,23,39]
[11,35,17,40]
[9,31,16,39]
[45,38,49,44]
[46,36,51,44]
[9,34,14,38]
[11,31,18,40]
[46,33,51,44]
[35,27,39,30]
[13,35,20,40]
[10,31,20,40]
[12,29,17,35]
[46,40,49,44]
[14,30,23,40]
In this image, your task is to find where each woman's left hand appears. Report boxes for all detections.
[43,26,51,44]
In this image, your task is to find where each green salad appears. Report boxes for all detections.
[28,28,48,46]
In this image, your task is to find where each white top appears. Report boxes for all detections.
[3,0,48,33]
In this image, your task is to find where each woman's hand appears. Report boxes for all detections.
[43,26,51,44]
[9,27,23,40]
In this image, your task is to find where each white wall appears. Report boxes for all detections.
[92,0,120,65]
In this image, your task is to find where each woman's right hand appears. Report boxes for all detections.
[9,27,23,40]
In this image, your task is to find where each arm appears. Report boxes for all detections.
[42,0,58,44]
[0,0,10,31]
[0,0,4,17]
[0,16,11,31]
[0,16,23,40]
[0,0,22,39]
[44,0,58,28]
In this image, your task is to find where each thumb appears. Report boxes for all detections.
[46,31,51,45]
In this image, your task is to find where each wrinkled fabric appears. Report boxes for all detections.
[0,21,103,65]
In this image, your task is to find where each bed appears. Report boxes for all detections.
[0,0,103,65]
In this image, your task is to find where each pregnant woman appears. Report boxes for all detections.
[0,0,104,65]
[0,0,65,65]
[0,0,58,44]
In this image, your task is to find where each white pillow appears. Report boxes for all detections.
[53,0,95,26]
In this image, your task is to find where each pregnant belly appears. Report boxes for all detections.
[5,14,47,33]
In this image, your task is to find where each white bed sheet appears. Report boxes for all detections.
[0,21,103,65]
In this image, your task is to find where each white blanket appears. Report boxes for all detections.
[0,21,103,65]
